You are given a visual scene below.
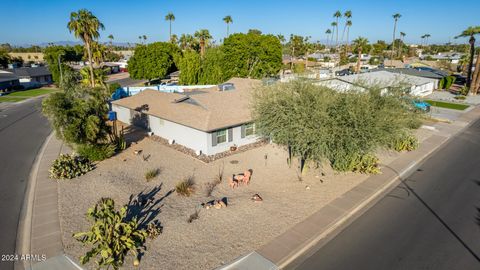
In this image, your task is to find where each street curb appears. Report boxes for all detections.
[15,133,53,270]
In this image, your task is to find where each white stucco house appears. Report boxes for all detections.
[111,78,261,156]
[315,70,438,97]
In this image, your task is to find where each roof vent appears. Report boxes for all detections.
[218,83,235,91]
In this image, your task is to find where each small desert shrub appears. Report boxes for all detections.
[331,153,380,174]
[204,166,224,196]
[73,198,147,269]
[50,154,93,179]
[77,143,115,161]
[351,154,381,174]
[388,133,419,152]
[146,222,162,239]
[454,95,466,100]
[176,176,195,196]
[145,168,160,182]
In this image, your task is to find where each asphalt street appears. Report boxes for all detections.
[297,119,480,270]
[0,99,50,270]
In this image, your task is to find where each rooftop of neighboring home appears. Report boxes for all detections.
[6,66,51,78]
[0,71,20,83]
[333,70,437,87]
[385,68,448,79]
[112,77,262,132]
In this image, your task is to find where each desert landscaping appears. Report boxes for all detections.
[58,126,434,270]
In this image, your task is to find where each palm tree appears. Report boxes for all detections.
[67,9,104,87]
[399,32,406,57]
[223,15,233,37]
[179,34,195,50]
[138,36,142,44]
[108,34,114,47]
[330,22,337,49]
[194,29,212,57]
[391,13,401,64]
[325,29,332,47]
[455,26,480,89]
[277,34,286,44]
[341,10,352,44]
[345,21,352,53]
[352,37,369,73]
[424,34,431,46]
[143,35,147,43]
[165,12,175,41]
[170,34,178,44]
[333,11,342,50]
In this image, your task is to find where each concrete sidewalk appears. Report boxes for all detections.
[16,134,81,270]
[219,106,480,270]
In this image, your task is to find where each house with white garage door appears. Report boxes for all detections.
[316,70,438,97]
[111,78,261,156]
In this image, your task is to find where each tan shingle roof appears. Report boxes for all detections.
[112,78,261,132]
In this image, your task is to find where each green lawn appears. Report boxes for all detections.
[0,88,59,103]
[0,96,28,103]
[8,88,58,97]
[424,99,470,111]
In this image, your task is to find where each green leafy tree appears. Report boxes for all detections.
[42,77,110,147]
[178,50,201,84]
[44,45,83,84]
[0,48,11,68]
[74,198,147,269]
[128,42,180,82]
[222,32,282,79]
[165,12,175,41]
[198,47,228,84]
[252,80,422,174]
[67,9,105,87]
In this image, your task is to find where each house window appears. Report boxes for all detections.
[245,123,255,136]
[216,129,227,144]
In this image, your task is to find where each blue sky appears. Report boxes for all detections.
[2,0,479,46]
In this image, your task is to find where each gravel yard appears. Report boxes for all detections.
[58,127,434,270]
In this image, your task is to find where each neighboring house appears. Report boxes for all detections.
[0,71,20,91]
[7,66,52,85]
[316,70,438,97]
[112,78,261,156]
[385,68,447,88]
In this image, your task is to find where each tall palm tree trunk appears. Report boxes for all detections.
[169,22,172,41]
[467,36,475,89]
[346,27,350,54]
[391,21,397,65]
[471,52,480,94]
[227,24,230,36]
[200,39,205,57]
[86,40,95,87]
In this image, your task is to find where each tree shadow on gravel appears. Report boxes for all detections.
[125,183,174,230]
